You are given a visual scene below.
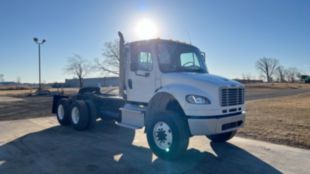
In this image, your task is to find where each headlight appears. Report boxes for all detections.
[186,95,211,104]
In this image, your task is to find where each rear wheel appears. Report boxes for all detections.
[146,111,189,160]
[85,100,97,129]
[206,131,237,143]
[70,100,90,130]
[56,98,70,126]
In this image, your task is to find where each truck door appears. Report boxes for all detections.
[126,42,156,103]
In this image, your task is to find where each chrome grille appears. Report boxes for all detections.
[220,88,244,106]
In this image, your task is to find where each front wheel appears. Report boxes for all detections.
[206,131,237,143]
[146,111,189,161]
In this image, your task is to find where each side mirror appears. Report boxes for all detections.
[201,52,206,62]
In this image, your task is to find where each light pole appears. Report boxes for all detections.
[33,37,46,91]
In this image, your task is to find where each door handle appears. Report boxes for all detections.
[128,79,133,89]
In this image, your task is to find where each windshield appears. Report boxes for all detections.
[157,42,207,73]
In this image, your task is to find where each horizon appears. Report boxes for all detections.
[1,0,309,83]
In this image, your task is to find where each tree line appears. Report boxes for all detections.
[66,41,305,88]
[255,57,302,83]
[2,41,305,88]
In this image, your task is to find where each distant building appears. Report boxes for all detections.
[49,82,65,88]
[65,77,119,87]
[0,81,16,86]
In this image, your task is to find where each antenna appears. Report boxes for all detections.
[186,31,192,45]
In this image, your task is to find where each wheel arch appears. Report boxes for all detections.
[154,84,210,115]
[145,91,190,136]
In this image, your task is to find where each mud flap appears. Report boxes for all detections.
[52,95,68,113]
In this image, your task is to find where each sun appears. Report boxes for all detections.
[135,18,158,40]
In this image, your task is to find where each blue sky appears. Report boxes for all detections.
[0,0,309,83]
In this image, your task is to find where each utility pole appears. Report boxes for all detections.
[33,37,46,91]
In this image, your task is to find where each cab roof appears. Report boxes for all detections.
[126,38,197,48]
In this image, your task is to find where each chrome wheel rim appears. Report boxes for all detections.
[71,106,80,124]
[153,121,173,151]
[57,104,65,120]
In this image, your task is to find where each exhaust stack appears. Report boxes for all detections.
[118,32,126,99]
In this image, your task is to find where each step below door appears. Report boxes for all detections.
[119,104,145,128]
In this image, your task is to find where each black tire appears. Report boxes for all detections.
[56,98,71,126]
[70,100,90,131]
[206,131,237,143]
[146,111,189,161]
[85,100,97,129]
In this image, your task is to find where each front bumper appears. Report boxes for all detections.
[187,111,245,135]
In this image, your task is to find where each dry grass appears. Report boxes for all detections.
[0,87,117,97]
[0,88,79,97]
[0,87,118,121]
[0,89,33,96]
[245,83,310,89]
[0,96,52,121]
[238,92,310,149]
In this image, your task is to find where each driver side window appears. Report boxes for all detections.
[137,52,153,71]
[131,45,153,72]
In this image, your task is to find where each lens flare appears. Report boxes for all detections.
[135,18,158,39]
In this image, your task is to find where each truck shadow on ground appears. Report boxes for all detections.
[0,120,281,174]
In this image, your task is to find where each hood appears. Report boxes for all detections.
[161,72,243,88]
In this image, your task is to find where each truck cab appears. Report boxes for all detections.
[53,32,245,160]
[122,38,245,134]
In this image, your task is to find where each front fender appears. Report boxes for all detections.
[156,84,216,116]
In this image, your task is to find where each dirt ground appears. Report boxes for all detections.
[0,87,118,121]
[0,96,52,121]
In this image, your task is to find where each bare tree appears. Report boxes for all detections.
[95,40,120,76]
[242,73,253,83]
[16,76,21,88]
[276,65,286,82]
[16,76,21,84]
[285,67,299,83]
[256,57,279,82]
[296,72,303,81]
[65,54,91,88]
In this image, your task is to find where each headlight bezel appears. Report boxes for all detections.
[185,95,211,105]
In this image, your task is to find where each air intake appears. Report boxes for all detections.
[220,88,244,106]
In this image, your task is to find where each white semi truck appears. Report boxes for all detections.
[52,32,245,160]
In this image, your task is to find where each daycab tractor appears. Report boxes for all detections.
[52,32,246,160]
